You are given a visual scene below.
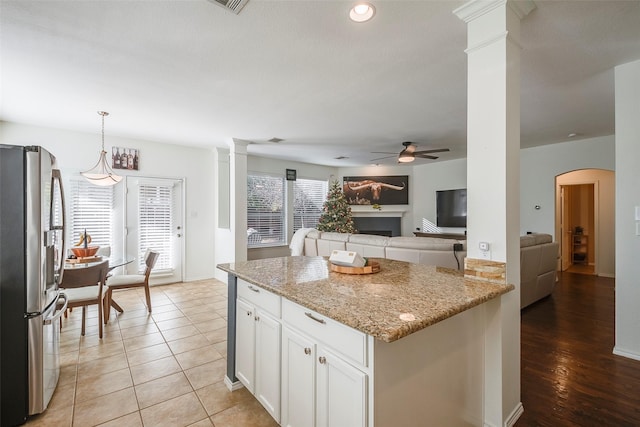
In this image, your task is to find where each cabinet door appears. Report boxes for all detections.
[316,347,367,427]
[281,326,316,427]
[255,310,281,423]
[236,298,256,393]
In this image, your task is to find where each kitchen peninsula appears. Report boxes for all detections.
[217,256,514,426]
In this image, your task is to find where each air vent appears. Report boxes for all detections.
[207,0,249,14]
[268,137,284,143]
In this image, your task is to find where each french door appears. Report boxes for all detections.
[125,177,184,284]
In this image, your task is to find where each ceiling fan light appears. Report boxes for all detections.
[398,151,414,163]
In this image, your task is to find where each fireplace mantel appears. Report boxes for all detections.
[350,208,407,218]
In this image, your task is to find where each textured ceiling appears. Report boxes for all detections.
[1,0,639,166]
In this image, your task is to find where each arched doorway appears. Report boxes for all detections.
[555,169,615,277]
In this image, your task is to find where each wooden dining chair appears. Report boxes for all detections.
[59,260,109,338]
[104,250,159,323]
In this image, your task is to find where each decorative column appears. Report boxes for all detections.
[454,1,534,426]
[614,59,640,361]
[230,138,249,262]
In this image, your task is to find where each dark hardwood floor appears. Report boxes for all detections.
[517,271,640,426]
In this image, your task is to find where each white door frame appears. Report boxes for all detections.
[555,175,599,275]
[124,175,185,285]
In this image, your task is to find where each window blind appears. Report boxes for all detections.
[293,179,327,232]
[68,178,113,250]
[138,183,173,273]
[247,174,286,248]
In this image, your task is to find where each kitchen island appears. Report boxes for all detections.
[217,256,514,426]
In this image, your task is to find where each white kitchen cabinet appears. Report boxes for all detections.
[235,280,281,423]
[281,326,316,427]
[235,298,255,393]
[255,310,281,420]
[316,347,367,427]
[281,300,368,427]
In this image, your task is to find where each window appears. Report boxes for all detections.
[137,182,174,273]
[66,177,114,252]
[293,179,327,232]
[247,174,286,247]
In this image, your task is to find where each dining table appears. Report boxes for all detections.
[63,255,135,315]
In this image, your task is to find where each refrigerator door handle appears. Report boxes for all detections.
[43,293,67,325]
[51,169,66,285]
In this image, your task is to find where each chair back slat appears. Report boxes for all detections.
[144,251,160,279]
[61,260,109,289]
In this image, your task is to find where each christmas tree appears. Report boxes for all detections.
[317,180,357,233]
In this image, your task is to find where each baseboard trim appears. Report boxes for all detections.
[482,402,523,427]
[224,376,244,391]
[598,272,615,278]
[504,402,524,427]
[613,346,640,361]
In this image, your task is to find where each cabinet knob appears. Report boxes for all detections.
[248,285,260,293]
[318,356,326,364]
[255,316,260,321]
[304,347,311,355]
[246,311,252,316]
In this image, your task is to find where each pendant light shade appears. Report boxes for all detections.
[81,111,122,186]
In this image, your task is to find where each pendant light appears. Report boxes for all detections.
[81,111,122,186]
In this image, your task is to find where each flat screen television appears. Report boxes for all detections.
[436,189,467,228]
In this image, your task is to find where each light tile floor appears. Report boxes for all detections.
[26,279,279,427]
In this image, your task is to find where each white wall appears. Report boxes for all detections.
[0,121,216,282]
[614,59,640,360]
[412,158,467,234]
[521,135,615,235]
[409,136,615,241]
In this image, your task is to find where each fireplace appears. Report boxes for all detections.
[352,216,401,237]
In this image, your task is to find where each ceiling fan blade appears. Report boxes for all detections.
[369,154,396,162]
[413,148,450,155]
[414,154,439,160]
[370,151,397,154]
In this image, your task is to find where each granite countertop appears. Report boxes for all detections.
[217,256,514,343]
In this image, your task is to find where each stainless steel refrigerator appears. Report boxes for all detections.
[1,145,67,426]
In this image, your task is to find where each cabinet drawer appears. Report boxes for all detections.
[282,299,367,367]
[238,279,281,317]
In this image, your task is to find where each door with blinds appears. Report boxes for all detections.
[125,177,184,284]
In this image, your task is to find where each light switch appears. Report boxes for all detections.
[479,242,490,251]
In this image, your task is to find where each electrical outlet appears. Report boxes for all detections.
[479,241,490,259]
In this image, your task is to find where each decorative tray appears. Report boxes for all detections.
[65,256,102,264]
[330,261,380,275]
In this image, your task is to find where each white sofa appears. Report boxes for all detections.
[300,230,559,308]
[302,230,467,270]
[520,233,559,309]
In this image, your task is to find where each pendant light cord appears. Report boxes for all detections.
[99,111,109,153]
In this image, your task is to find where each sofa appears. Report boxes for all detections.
[301,230,467,271]
[297,230,558,309]
[519,233,559,309]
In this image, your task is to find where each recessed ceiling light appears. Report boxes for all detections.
[568,133,577,138]
[350,3,375,23]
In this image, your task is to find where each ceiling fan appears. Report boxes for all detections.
[370,141,450,163]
